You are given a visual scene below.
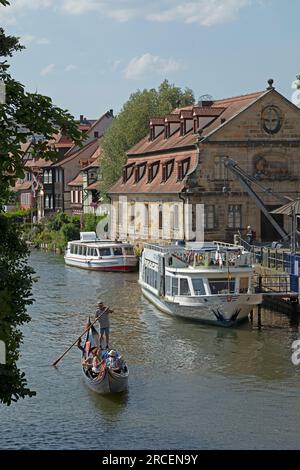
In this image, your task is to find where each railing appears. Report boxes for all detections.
[253,274,296,294]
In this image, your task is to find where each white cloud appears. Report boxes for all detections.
[148,0,250,26]
[20,34,50,46]
[0,0,258,27]
[0,0,53,26]
[40,63,55,76]
[64,64,77,72]
[124,53,182,80]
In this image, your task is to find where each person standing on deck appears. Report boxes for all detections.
[95,302,112,350]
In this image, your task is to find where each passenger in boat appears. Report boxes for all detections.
[95,302,112,350]
[246,225,255,245]
[106,350,122,372]
[91,348,102,375]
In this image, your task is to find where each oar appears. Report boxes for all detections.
[51,307,109,367]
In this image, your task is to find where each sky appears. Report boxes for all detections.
[1,0,300,120]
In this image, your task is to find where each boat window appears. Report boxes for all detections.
[124,247,134,256]
[208,278,235,295]
[99,247,111,256]
[180,278,191,296]
[192,278,206,296]
[82,246,87,256]
[78,246,82,256]
[165,276,172,295]
[86,247,91,256]
[70,244,74,254]
[113,247,123,256]
[239,277,249,293]
[73,245,78,255]
[172,277,178,296]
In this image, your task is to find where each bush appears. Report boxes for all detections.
[61,223,80,242]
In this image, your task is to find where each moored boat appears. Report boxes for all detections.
[139,241,263,327]
[81,323,129,394]
[64,232,138,272]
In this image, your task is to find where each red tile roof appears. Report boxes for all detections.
[13,181,32,191]
[127,90,267,156]
[108,89,269,196]
[86,181,99,190]
[53,139,99,167]
[109,151,198,195]
[68,173,83,187]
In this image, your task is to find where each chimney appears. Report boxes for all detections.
[80,115,84,123]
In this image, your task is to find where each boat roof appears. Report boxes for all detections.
[68,240,133,247]
[144,241,245,253]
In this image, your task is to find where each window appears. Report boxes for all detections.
[162,159,174,182]
[172,277,178,296]
[192,278,206,296]
[173,204,179,230]
[21,193,31,206]
[135,163,146,183]
[177,158,191,181]
[122,164,134,183]
[165,276,172,295]
[158,204,163,230]
[82,246,86,256]
[113,247,123,256]
[209,279,235,295]
[48,170,52,184]
[99,248,111,256]
[205,205,216,230]
[228,205,242,229]
[124,247,134,255]
[45,194,49,209]
[148,162,160,182]
[44,170,49,184]
[240,278,249,293]
[56,168,62,183]
[180,278,191,296]
[214,156,226,180]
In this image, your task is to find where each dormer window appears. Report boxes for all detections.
[162,159,174,182]
[180,111,193,136]
[122,164,135,183]
[149,118,165,141]
[135,163,146,183]
[177,157,191,181]
[148,161,160,183]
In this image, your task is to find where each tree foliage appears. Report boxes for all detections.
[100,80,195,194]
[0,0,83,405]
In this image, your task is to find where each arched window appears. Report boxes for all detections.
[48,170,52,184]
[158,204,163,230]
[45,195,49,209]
[44,170,49,184]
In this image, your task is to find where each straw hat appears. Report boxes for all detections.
[108,350,117,357]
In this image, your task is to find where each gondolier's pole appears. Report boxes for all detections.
[51,307,109,367]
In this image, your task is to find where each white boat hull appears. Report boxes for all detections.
[141,286,262,327]
[65,256,137,272]
[83,367,128,394]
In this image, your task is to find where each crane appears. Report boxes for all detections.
[223,157,290,240]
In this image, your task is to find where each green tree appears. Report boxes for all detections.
[100,79,194,194]
[0,0,83,405]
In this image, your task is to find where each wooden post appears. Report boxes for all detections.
[258,305,262,329]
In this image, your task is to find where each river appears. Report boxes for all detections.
[0,249,300,450]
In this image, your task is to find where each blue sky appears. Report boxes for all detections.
[1,0,300,119]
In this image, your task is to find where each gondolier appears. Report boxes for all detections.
[95,302,112,350]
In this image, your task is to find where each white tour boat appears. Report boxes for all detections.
[139,241,263,327]
[65,232,138,272]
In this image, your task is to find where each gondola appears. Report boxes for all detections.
[81,322,129,394]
